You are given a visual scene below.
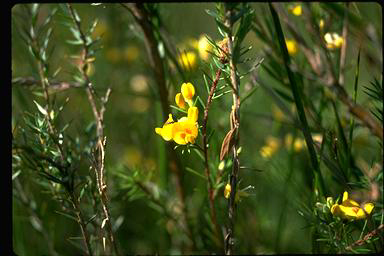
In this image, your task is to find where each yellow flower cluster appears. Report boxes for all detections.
[324,32,344,49]
[284,134,305,152]
[155,83,199,145]
[330,191,374,220]
[178,51,197,71]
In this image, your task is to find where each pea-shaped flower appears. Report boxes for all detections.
[331,191,374,220]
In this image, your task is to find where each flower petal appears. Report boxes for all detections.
[187,106,199,123]
[175,93,186,109]
[181,82,195,101]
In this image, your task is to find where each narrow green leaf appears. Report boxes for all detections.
[185,167,207,180]
[33,100,48,116]
[269,3,326,196]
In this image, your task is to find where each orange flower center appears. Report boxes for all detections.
[352,207,359,213]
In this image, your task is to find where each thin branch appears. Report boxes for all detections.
[224,5,241,255]
[67,4,119,255]
[345,224,384,251]
[202,68,223,249]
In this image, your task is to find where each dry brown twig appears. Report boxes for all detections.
[345,224,384,251]
[67,4,119,255]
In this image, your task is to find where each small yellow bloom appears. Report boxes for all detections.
[319,19,325,30]
[178,51,197,71]
[224,183,231,199]
[175,93,186,109]
[324,32,344,49]
[285,39,298,55]
[197,35,212,61]
[290,5,302,16]
[330,191,374,220]
[181,82,195,102]
[293,139,305,152]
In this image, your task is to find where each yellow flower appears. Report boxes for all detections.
[319,19,325,30]
[197,35,212,61]
[324,32,344,49]
[293,139,305,152]
[175,93,186,109]
[172,117,198,145]
[155,114,176,141]
[330,191,374,220]
[290,5,302,16]
[181,82,195,102]
[224,183,231,199]
[178,51,197,71]
[285,39,298,55]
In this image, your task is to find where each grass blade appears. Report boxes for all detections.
[269,3,326,196]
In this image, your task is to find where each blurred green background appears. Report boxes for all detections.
[12,3,382,255]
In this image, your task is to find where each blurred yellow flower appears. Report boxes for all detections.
[272,104,285,121]
[130,75,149,93]
[260,136,279,158]
[123,46,139,63]
[197,35,212,61]
[290,5,302,16]
[324,32,344,49]
[224,183,231,199]
[293,139,305,151]
[331,191,374,220]
[319,19,325,30]
[186,38,199,49]
[123,146,142,168]
[130,97,150,113]
[92,20,109,41]
[178,51,197,71]
[284,134,305,152]
[175,93,186,109]
[285,39,298,55]
[105,48,121,63]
